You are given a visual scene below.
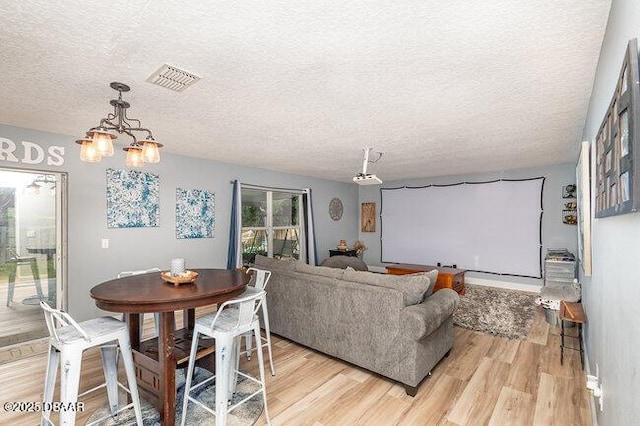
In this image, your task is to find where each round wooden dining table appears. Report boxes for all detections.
[90,268,249,425]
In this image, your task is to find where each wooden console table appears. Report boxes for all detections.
[386,264,466,295]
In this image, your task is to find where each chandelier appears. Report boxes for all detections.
[75,82,162,167]
[25,175,56,196]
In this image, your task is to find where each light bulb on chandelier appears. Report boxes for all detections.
[75,137,102,163]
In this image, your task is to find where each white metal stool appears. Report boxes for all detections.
[240,267,275,376]
[6,248,43,306]
[40,301,143,426]
[117,268,162,337]
[180,290,271,426]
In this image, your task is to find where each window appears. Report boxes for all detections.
[241,188,303,264]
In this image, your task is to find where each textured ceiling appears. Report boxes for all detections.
[0,0,611,182]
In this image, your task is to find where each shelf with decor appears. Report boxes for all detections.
[563,201,577,225]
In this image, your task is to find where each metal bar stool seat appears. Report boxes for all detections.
[40,301,143,426]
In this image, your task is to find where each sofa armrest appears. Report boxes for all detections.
[401,289,460,341]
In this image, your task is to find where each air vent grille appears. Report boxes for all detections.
[147,64,200,92]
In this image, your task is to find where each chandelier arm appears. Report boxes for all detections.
[122,125,154,135]
[121,110,154,139]
[132,128,154,139]
[122,129,138,144]
[96,119,118,131]
[123,108,143,128]
[122,114,154,139]
[120,115,134,131]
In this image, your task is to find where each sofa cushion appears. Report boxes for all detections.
[422,269,438,298]
[294,262,345,279]
[254,254,295,271]
[320,255,369,271]
[342,270,433,306]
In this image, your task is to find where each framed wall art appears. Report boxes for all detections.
[361,202,376,232]
[329,198,343,221]
[562,184,576,198]
[594,38,640,218]
[175,188,215,239]
[106,168,159,228]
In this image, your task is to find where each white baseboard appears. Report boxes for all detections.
[583,351,599,426]
[465,276,542,293]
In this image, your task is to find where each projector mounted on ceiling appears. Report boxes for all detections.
[353,174,383,185]
[353,148,383,185]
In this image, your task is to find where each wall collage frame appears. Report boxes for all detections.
[594,38,640,218]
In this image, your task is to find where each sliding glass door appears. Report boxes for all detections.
[0,168,65,352]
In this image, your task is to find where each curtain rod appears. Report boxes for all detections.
[230,180,307,194]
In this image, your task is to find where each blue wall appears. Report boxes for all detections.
[580,0,640,424]
[0,124,358,320]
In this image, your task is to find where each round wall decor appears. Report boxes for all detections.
[329,197,343,221]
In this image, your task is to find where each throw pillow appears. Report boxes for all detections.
[294,262,345,279]
[254,254,295,271]
[342,269,431,306]
[423,269,439,298]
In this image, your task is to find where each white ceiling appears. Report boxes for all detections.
[0,0,611,182]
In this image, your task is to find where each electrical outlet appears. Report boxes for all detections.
[586,365,604,412]
[101,239,109,249]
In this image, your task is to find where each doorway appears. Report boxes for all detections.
[0,168,65,360]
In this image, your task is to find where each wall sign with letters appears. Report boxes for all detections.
[0,136,65,166]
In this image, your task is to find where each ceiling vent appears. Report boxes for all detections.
[146,64,200,92]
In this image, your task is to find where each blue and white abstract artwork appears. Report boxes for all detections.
[176,188,215,239]
[106,168,160,228]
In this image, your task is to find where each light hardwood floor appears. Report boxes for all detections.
[0,278,50,347]
[0,306,591,425]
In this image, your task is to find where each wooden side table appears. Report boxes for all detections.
[559,300,586,369]
[386,264,466,295]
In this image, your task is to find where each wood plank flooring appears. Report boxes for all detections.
[0,306,591,425]
[0,279,50,345]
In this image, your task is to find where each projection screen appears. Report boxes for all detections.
[380,178,544,277]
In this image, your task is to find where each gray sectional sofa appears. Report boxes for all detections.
[254,255,460,395]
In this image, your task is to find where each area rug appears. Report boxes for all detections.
[453,284,538,340]
[87,367,263,425]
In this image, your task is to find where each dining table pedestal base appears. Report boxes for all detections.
[129,311,217,423]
